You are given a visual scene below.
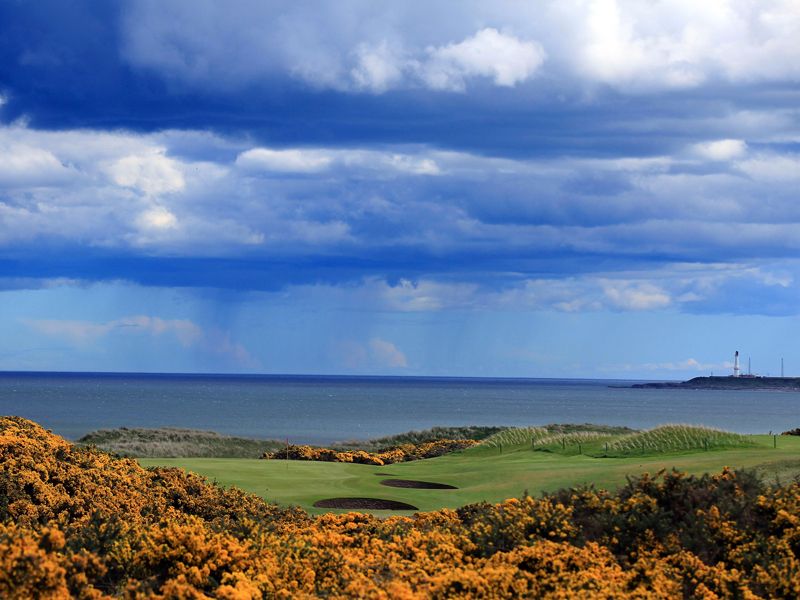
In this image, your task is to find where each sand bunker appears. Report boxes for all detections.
[313,498,419,510]
[380,479,458,490]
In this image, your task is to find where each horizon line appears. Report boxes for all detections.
[0,369,671,382]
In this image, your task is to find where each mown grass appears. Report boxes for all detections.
[139,430,800,515]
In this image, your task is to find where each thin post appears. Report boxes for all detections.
[774,435,777,449]
[286,437,290,470]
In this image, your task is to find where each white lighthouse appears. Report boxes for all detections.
[733,351,740,377]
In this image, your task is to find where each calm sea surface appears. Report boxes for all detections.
[1,372,797,444]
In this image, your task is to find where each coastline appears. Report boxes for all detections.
[629,376,800,391]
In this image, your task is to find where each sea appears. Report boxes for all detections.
[1,372,797,445]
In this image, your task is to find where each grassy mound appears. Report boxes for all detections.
[2,416,799,598]
[481,423,635,449]
[606,425,752,456]
[534,431,616,451]
[481,426,549,447]
[78,426,285,458]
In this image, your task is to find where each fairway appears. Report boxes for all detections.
[139,434,800,515]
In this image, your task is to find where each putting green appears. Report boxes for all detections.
[138,434,800,515]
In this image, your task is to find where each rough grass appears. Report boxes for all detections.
[481,424,635,449]
[78,427,285,458]
[606,425,752,456]
[751,459,800,485]
[481,427,549,448]
[540,423,636,436]
[334,426,506,451]
[534,431,616,452]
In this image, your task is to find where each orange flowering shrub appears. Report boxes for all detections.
[2,417,800,598]
[264,439,478,465]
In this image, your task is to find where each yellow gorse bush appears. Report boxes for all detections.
[264,439,478,465]
[1,416,799,598]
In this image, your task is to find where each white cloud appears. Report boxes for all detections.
[692,139,748,161]
[574,0,704,88]
[377,278,479,312]
[736,153,800,182]
[236,148,333,173]
[602,281,672,311]
[341,29,548,94]
[334,337,408,369]
[120,1,800,94]
[236,146,442,176]
[25,315,203,346]
[0,142,75,187]
[2,121,800,284]
[350,41,405,93]
[24,315,259,367]
[368,338,408,368]
[281,260,800,316]
[566,0,800,90]
[137,206,178,230]
[206,331,260,369]
[106,151,185,195]
[614,358,731,372]
[420,28,546,91]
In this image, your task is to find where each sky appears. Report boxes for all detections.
[1,0,799,378]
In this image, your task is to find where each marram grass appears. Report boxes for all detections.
[607,424,752,456]
[480,426,549,448]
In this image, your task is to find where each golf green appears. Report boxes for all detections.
[139,434,800,515]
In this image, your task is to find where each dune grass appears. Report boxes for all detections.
[480,426,549,448]
[480,423,635,450]
[333,425,504,451]
[78,427,285,458]
[605,425,752,456]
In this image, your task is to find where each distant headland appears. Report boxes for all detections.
[630,376,800,391]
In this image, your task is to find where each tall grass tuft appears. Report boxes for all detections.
[481,427,549,448]
[534,431,615,450]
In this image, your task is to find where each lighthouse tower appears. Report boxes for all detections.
[733,351,740,377]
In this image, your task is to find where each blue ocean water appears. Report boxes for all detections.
[0,372,797,444]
